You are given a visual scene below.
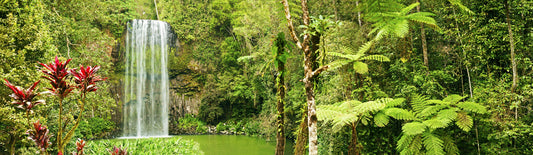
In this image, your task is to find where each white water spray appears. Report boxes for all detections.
[123,20,171,137]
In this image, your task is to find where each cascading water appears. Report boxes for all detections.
[123,20,173,137]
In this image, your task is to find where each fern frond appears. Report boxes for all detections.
[443,94,467,104]
[455,112,473,132]
[360,55,391,62]
[456,102,487,114]
[386,98,406,107]
[402,122,426,135]
[327,51,359,60]
[325,59,352,71]
[442,135,459,155]
[426,99,451,105]
[374,112,390,127]
[397,134,414,152]
[400,2,419,15]
[384,108,416,120]
[418,105,447,118]
[353,61,369,74]
[408,135,423,155]
[422,132,445,155]
[356,98,388,113]
[436,108,458,124]
[448,0,474,14]
[411,94,430,114]
[356,40,375,55]
[422,118,448,129]
[331,114,358,132]
[394,19,409,38]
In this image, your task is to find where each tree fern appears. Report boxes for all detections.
[374,112,390,127]
[442,94,467,104]
[423,118,448,129]
[360,55,391,62]
[381,94,486,154]
[418,105,448,117]
[325,39,387,74]
[402,122,426,135]
[455,112,473,132]
[353,61,369,74]
[369,2,440,40]
[384,108,416,120]
[441,136,459,155]
[422,132,445,155]
[456,101,487,114]
[411,94,430,114]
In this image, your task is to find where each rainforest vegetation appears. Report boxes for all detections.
[1,0,532,154]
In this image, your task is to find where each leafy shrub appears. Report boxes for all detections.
[77,117,115,140]
[84,136,203,154]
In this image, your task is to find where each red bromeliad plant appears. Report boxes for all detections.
[39,56,106,154]
[72,139,86,155]
[108,146,128,155]
[27,120,52,155]
[39,56,73,154]
[60,65,106,151]
[4,79,45,125]
[70,65,107,97]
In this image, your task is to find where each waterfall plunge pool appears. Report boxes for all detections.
[180,135,276,155]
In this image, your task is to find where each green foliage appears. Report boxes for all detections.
[175,114,208,134]
[77,117,115,140]
[84,137,203,154]
[380,94,486,154]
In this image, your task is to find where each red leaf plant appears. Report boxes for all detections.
[69,65,107,97]
[72,139,86,155]
[4,79,45,113]
[27,120,52,155]
[39,56,74,99]
[108,146,128,155]
[39,56,74,153]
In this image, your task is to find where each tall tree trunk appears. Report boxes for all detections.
[505,0,517,93]
[281,0,327,154]
[294,112,308,155]
[416,0,429,70]
[349,123,360,155]
[275,33,287,155]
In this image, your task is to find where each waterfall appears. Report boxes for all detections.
[123,20,173,137]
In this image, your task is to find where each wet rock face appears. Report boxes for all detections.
[170,74,200,93]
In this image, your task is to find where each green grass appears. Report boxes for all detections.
[85,136,204,155]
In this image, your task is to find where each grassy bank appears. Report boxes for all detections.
[85,136,203,154]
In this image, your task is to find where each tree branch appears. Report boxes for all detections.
[311,65,329,78]
[281,0,302,49]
